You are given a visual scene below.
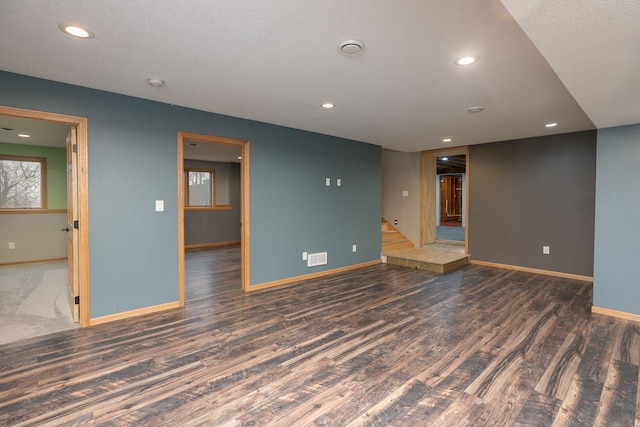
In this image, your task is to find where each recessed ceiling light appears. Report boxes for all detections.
[442,138,452,143]
[456,56,477,66]
[237,156,242,160]
[147,78,165,87]
[58,24,94,39]
[339,40,364,56]
[468,106,484,113]
[18,134,30,138]
[321,103,335,109]
[545,122,558,128]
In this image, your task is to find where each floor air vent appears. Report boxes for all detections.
[307,252,327,267]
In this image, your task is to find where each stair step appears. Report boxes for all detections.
[382,239,414,252]
[383,247,470,274]
[382,231,401,242]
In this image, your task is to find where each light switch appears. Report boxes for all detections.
[155,200,164,212]
[402,190,409,197]
[337,179,342,186]
[325,178,331,186]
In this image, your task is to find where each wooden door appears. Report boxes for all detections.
[66,128,80,322]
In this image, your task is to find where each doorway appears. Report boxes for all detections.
[0,105,90,328]
[177,131,249,303]
[420,147,468,253]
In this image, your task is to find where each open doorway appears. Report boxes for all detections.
[0,106,90,343]
[420,147,468,253]
[177,131,249,304]
[436,155,466,243]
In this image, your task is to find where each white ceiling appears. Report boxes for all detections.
[1,0,638,152]
[0,116,69,147]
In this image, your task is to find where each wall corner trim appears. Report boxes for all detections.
[591,306,640,323]
[247,260,381,292]
[89,301,181,326]
[468,260,593,282]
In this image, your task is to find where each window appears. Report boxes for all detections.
[0,155,47,209]
[185,168,215,208]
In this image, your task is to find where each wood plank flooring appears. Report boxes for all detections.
[1,245,638,426]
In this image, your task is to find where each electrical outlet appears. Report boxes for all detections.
[543,246,550,255]
[8,242,15,250]
[325,178,331,186]
[337,179,342,186]
[352,244,357,252]
[302,252,308,261]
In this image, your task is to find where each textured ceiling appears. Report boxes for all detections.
[0,0,636,152]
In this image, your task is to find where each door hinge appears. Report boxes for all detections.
[72,144,77,153]
[74,220,79,229]
[74,296,80,305]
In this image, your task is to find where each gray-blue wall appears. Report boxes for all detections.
[594,124,640,316]
[0,71,381,318]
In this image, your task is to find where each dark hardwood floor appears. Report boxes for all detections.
[1,245,638,426]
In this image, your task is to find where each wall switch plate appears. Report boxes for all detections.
[543,245,550,255]
[352,244,357,252]
[337,178,342,186]
[302,252,308,261]
[325,178,331,186]
[155,200,164,212]
[402,190,409,197]
[8,242,15,249]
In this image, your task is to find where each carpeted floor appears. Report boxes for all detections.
[0,261,78,345]
[436,225,465,242]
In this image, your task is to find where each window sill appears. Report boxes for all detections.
[0,209,67,215]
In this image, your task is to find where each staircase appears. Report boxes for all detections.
[381,219,470,274]
[381,219,414,252]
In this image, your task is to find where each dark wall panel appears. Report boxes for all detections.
[468,131,596,276]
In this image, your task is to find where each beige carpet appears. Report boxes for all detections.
[0,261,78,345]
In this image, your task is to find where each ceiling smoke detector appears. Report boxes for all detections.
[468,106,485,113]
[339,40,364,56]
[147,78,165,87]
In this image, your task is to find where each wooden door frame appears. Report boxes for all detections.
[420,146,469,254]
[177,131,250,303]
[0,105,90,326]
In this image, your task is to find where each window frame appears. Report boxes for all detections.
[184,167,232,211]
[0,154,48,211]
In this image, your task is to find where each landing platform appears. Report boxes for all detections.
[382,244,470,274]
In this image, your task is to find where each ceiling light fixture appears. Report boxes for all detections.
[456,56,477,66]
[443,138,452,143]
[58,24,94,39]
[339,40,364,56]
[18,134,30,138]
[147,78,165,87]
[321,103,335,109]
[237,156,242,160]
[442,157,449,161]
[545,122,558,128]
[468,106,484,113]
